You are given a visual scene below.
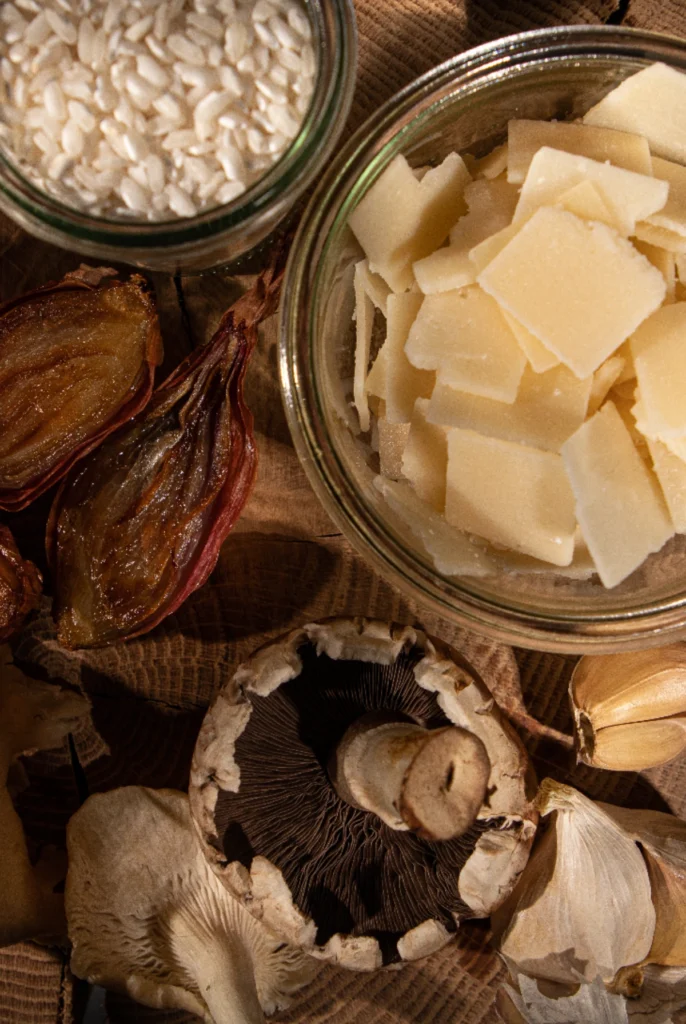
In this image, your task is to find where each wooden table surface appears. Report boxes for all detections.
[1,1,684,1022]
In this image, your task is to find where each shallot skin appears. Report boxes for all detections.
[0,268,162,512]
[49,261,282,649]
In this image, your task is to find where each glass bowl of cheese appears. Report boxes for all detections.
[280,25,686,653]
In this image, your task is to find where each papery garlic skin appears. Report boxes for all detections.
[570,646,686,771]
[493,779,655,986]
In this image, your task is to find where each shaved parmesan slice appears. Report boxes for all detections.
[562,402,673,588]
[556,181,620,230]
[583,62,686,165]
[428,363,591,452]
[475,142,508,179]
[413,245,476,294]
[414,179,518,294]
[478,206,666,379]
[587,355,626,417]
[647,437,686,532]
[634,222,686,254]
[633,239,676,301]
[349,152,471,292]
[353,261,376,432]
[374,475,497,577]
[502,311,560,374]
[507,119,652,184]
[513,147,668,236]
[494,528,597,579]
[384,292,433,422]
[365,344,387,400]
[631,303,686,438]
[645,157,686,238]
[445,429,576,565]
[378,417,411,479]
[613,341,636,385]
[405,286,526,402]
[401,398,448,512]
[469,223,520,275]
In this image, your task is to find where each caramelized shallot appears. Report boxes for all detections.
[49,260,283,648]
[0,268,162,511]
[0,527,41,642]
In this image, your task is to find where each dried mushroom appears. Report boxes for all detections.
[0,268,162,511]
[570,647,686,771]
[1,645,89,946]
[494,780,686,1024]
[66,787,317,1024]
[0,525,41,642]
[190,618,537,971]
[49,260,282,649]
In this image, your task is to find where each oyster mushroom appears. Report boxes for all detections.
[190,618,537,971]
[65,786,317,1024]
[1,645,89,946]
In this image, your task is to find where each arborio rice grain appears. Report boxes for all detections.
[0,0,316,220]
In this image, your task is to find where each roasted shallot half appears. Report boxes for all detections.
[50,260,283,648]
[0,268,162,511]
[0,526,41,643]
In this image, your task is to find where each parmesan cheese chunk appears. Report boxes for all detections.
[562,402,673,588]
[646,157,686,238]
[478,206,666,379]
[587,355,626,417]
[555,181,621,231]
[445,429,576,565]
[374,475,497,577]
[378,417,411,479]
[353,261,376,433]
[384,292,433,422]
[401,398,448,512]
[633,239,676,301]
[631,303,686,438]
[365,344,387,400]
[647,438,686,532]
[475,143,509,179]
[349,152,471,292]
[405,286,526,402]
[502,311,560,374]
[414,178,518,294]
[428,363,591,452]
[507,119,653,184]
[513,147,668,236]
[634,222,686,254]
[583,63,686,165]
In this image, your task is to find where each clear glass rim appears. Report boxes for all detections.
[0,0,357,249]
[280,24,686,654]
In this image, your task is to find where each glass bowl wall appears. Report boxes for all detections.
[280,26,686,653]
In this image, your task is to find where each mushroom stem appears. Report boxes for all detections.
[170,911,264,1024]
[329,712,491,842]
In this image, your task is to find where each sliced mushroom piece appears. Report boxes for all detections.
[1,645,90,946]
[190,618,537,971]
[65,787,318,1024]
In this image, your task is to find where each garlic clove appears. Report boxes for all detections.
[601,804,686,970]
[589,717,686,771]
[498,973,630,1024]
[570,646,686,771]
[493,779,655,986]
[571,647,686,731]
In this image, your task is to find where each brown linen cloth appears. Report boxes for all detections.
[0,0,682,1021]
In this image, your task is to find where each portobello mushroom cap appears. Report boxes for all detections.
[190,618,538,971]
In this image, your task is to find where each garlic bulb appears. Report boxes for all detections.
[570,646,686,771]
[497,973,630,1024]
[492,779,655,986]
